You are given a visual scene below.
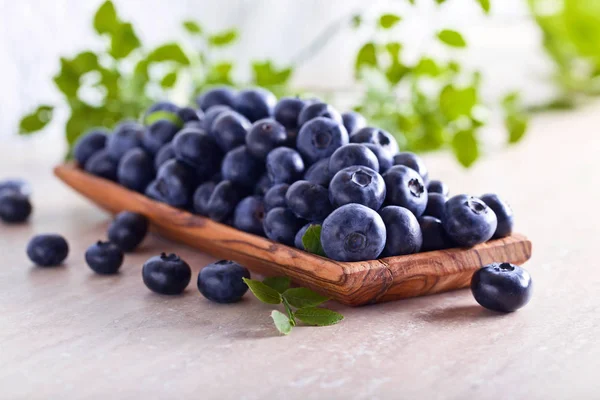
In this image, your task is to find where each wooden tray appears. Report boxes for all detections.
[54,164,532,306]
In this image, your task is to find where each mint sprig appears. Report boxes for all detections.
[243,276,343,335]
[301,224,326,257]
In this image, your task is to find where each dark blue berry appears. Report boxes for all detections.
[196,87,236,111]
[173,127,223,180]
[254,173,272,196]
[419,216,453,252]
[85,149,118,181]
[151,159,195,208]
[144,101,179,118]
[480,193,514,239]
[285,180,332,221]
[202,105,231,132]
[424,193,447,220]
[154,143,175,170]
[246,118,287,159]
[296,117,349,164]
[106,121,145,161]
[383,165,427,217]
[233,196,266,235]
[264,183,289,212]
[221,145,264,189]
[85,241,124,274]
[263,207,306,246]
[294,223,312,250]
[0,192,32,223]
[211,110,251,152]
[304,158,332,188]
[142,253,191,295]
[443,195,497,247]
[197,260,250,303]
[471,263,532,313]
[142,120,180,155]
[234,88,276,122]
[297,102,342,127]
[192,181,217,216]
[350,127,398,155]
[266,147,305,184]
[73,129,108,166]
[108,212,149,252]
[328,144,379,176]
[342,111,367,135]
[321,204,386,262]
[27,234,69,267]
[363,143,393,173]
[274,97,305,131]
[117,148,155,193]
[379,206,422,256]
[393,152,429,182]
[0,179,31,196]
[329,166,386,210]
[206,180,245,222]
[427,180,449,196]
[177,107,202,123]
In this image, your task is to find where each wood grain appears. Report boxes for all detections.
[54,164,532,306]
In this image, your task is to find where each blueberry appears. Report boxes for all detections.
[321,204,386,261]
[304,158,332,188]
[197,260,250,303]
[202,105,231,132]
[26,234,69,267]
[154,143,175,170]
[142,253,191,295]
[328,144,379,176]
[341,111,367,135]
[73,129,108,166]
[424,193,447,220]
[263,207,306,246]
[286,180,332,221]
[297,102,342,127]
[85,149,118,181]
[85,241,124,274]
[443,195,497,247]
[211,110,251,152]
[117,148,155,193]
[427,180,449,196]
[142,120,180,155]
[379,206,422,256]
[177,107,203,123]
[294,223,312,250]
[393,152,429,182]
[350,127,399,155]
[246,118,288,159]
[234,88,277,122]
[221,145,264,188]
[192,181,217,216]
[418,216,453,252]
[264,183,289,212]
[0,192,32,223]
[363,143,393,173]
[296,117,349,164]
[144,180,164,202]
[207,180,245,222]
[471,263,532,313]
[274,97,305,131]
[0,179,31,196]
[173,127,223,179]
[183,120,204,131]
[480,193,514,239]
[383,165,427,217]
[144,101,179,118]
[106,121,145,161]
[108,211,149,252]
[254,173,272,196]
[233,196,266,235]
[329,166,386,210]
[150,159,195,208]
[266,147,305,184]
[196,86,236,111]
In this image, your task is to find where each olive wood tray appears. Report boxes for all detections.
[54,164,532,306]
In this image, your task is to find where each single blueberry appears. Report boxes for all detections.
[206,180,245,222]
[211,110,251,152]
[263,207,306,246]
[264,183,289,212]
[0,192,32,223]
[192,181,217,216]
[393,152,429,182]
[233,196,266,236]
[73,129,108,167]
[379,206,422,257]
[285,180,332,221]
[418,216,454,252]
[151,159,196,208]
[154,143,175,170]
[266,147,305,184]
[350,127,399,155]
[197,260,251,303]
[427,180,449,196]
[341,111,367,135]
[480,193,514,239]
[85,149,118,181]
[304,158,332,188]
[294,223,313,250]
[254,173,272,196]
[246,118,288,160]
[321,204,386,262]
[234,88,277,122]
[26,234,69,267]
[0,179,31,196]
[117,148,155,193]
[142,119,180,155]
[177,106,203,123]
[382,165,427,217]
[328,143,379,177]
[145,180,164,202]
[106,121,145,161]
[471,263,532,313]
[363,143,393,173]
[144,101,179,118]
[196,86,236,111]
[221,145,265,188]
[296,117,349,164]
[443,195,498,247]
[329,166,386,210]
[108,211,149,252]
[85,241,124,274]
[173,127,223,180]
[424,192,447,220]
[274,97,305,131]
[202,105,231,132]
[142,253,191,295]
[297,102,342,127]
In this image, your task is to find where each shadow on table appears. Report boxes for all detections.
[419,305,504,323]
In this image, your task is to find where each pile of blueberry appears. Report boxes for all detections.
[73,86,515,263]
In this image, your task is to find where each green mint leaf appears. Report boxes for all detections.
[252,61,293,87]
[271,310,293,335]
[160,71,178,88]
[53,52,100,98]
[452,129,479,167]
[19,105,54,135]
[439,84,477,120]
[437,29,467,48]
[355,42,377,75]
[301,225,326,257]
[206,62,234,85]
[283,288,329,309]
[243,278,282,304]
[144,111,184,127]
[386,62,409,85]
[505,115,528,144]
[379,14,402,29]
[109,22,141,59]
[208,29,238,46]
[93,0,119,35]
[147,43,190,65]
[262,276,291,294]
[476,0,490,14]
[294,307,344,327]
[413,57,440,76]
[183,20,202,35]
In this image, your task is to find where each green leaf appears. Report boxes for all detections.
[379,14,401,29]
[437,29,467,48]
[413,57,440,76]
[208,29,238,46]
[294,308,344,327]
[476,0,491,14]
[109,23,141,59]
[355,42,377,75]
[19,105,54,135]
[283,288,329,309]
[386,62,409,85]
[351,14,362,29]
[243,278,282,304]
[144,111,184,127]
[206,62,234,85]
[183,20,202,35]
[439,85,477,120]
[160,71,178,88]
[385,42,402,60]
[452,129,479,167]
[252,61,293,87]
[271,310,293,335]
[93,0,119,35]
[52,52,100,98]
[262,276,291,294]
[505,115,528,144]
[147,43,190,65]
[301,225,326,257]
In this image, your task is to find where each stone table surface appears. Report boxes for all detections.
[1,106,599,400]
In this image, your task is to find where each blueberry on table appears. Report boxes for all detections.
[85,241,124,275]
[26,234,69,267]
[206,180,245,222]
[211,110,252,152]
[328,143,379,176]
[254,173,272,196]
[202,105,231,132]
[379,206,422,257]
[297,102,342,127]
[73,129,108,167]
[350,127,399,155]
[321,204,386,261]
[246,118,288,160]
[329,166,386,210]
[233,196,266,236]
[342,111,367,135]
[106,121,145,161]
[117,148,155,193]
[154,143,175,170]
[177,106,203,123]
[274,97,305,131]
[427,180,449,196]
[418,216,453,252]
[263,207,306,246]
[480,193,514,239]
[0,179,32,196]
[173,127,223,180]
[142,253,192,295]
[264,183,289,212]
[0,192,32,223]
[151,160,196,208]
[142,120,180,155]
[234,88,277,122]
[266,147,305,184]
[304,158,332,188]
[443,195,497,247]
[393,152,429,182]
[363,143,393,173]
[424,192,447,220]
[85,149,118,181]
[382,165,427,217]
[285,180,332,221]
[108,211,149,252]
[471,263,532,313]
[221,145,265,188]
[197,260,251,303]
[192,181,217,216]
[196,86,237,111]
[294,223,313,250]
[296,117,349,164]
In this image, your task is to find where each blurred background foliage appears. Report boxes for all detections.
[18,0,600,166]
